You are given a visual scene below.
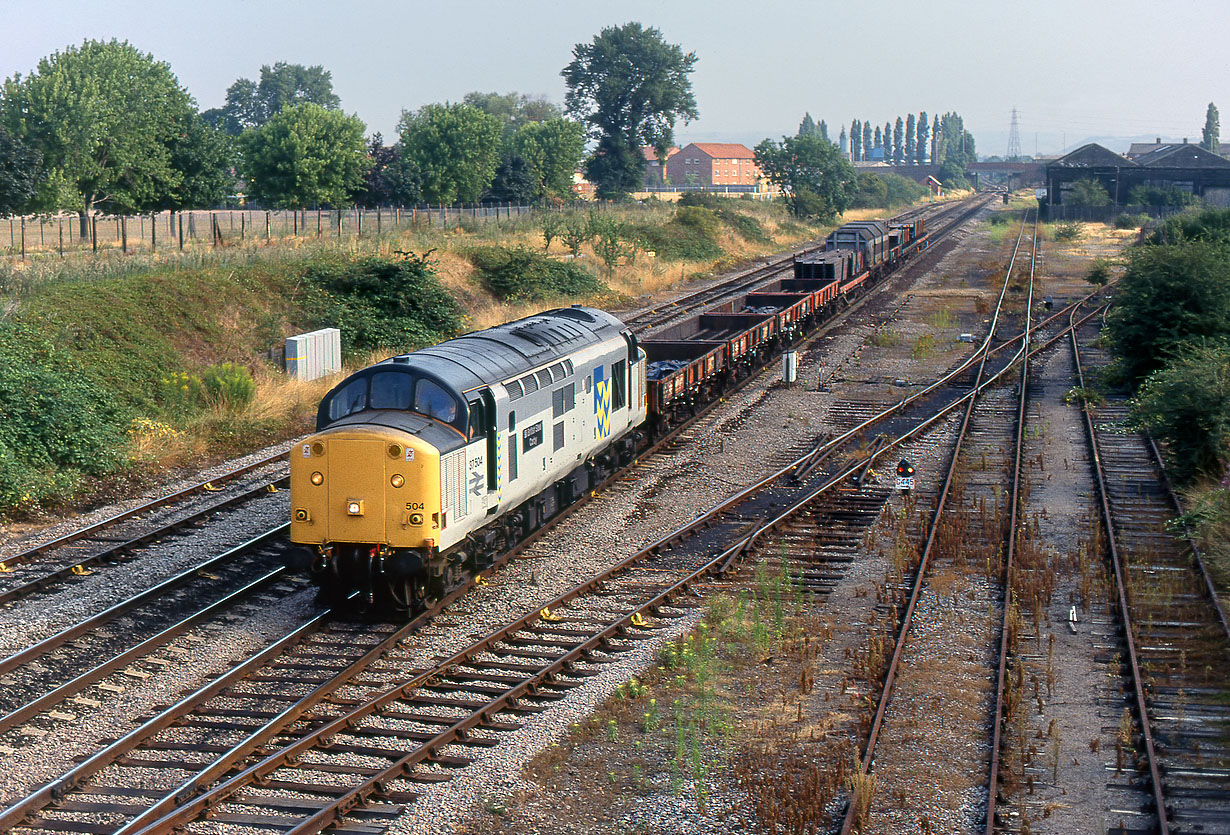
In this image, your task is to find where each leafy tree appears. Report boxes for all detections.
[205,62,340,135]
[885,122,893,158]
[850,119,861,161]
[2,39,197,232]
[1068,177,1110,207]
[509,118,586,198]
[753,133,856,221]
[862,121,872,160]
[1107,239,1230,383]
[358,133,409,207]
[562,23,698,198]
[798,112,816,137]
[397,102,502,204]
[239,103,369,208]
[818,119,829,143]
[1202,102,1220,153]
[839,126,848,156]
[873,125,882,150]
[893,117,904,165]
[1134,343,1230,484]
[931,115,941,164]
[0,124,43,216]
[486,155,535,203]
[849,172,926,209]
[940,112,975,167]
[905,114,916,163]
[463,91,562,141]
[915,112,929,165]
[1128,184,1196,208]
[159,114,235,209]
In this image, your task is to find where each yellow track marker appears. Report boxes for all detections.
[539,607,563,622]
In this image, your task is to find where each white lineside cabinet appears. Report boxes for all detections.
[285,328,341,381]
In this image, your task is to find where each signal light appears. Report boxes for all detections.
[896,460,914,477]
[310,471,324,485]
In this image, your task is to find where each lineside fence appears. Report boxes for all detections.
[0,203,552,261]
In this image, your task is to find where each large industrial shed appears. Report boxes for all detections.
[1044,142,1230,213]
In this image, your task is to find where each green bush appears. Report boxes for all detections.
[1133,343,1230,484]
[1107,240,1230,383]
[1148,206,1230,245]
[1128,184,1198,208]
[626,205,724,261]
[1052,220,1084,242]
[1114,213,1150,230]
[849,172,926,210]
[469,245,606,301]
[302,252,466,358]
[202,363,256,409]
[0,322,128,512]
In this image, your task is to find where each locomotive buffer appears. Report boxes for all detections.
[895,459,915,492]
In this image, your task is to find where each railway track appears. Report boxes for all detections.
[0,529,300,748]
[0,461,287,610]
[1073,312,1230,835]
[1,205,1099,835]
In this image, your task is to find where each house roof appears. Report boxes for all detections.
[1049,143,1136,169]
[1133,143,1230,169]
[686,142,757,159]
[641,146,680,162]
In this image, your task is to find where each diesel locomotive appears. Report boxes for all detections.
[289,306,646,615]
[289,211,936,616]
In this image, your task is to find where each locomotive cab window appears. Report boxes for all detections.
[413,378,459,425]
[369,372,414,410]
[612,360,627,411]
[328,377,368,421]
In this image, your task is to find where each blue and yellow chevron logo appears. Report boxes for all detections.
[595,365,611,439]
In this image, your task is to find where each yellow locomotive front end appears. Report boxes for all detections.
[290,426,442,612]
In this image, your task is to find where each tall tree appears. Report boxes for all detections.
[851,119,861,161]
[905,113,916,163]
[818,119,829,143]
[1202,102,1220,153]
[931,114,941,165]
[839,126,848,156]
[239,103,368,208]
[486,155,536,203]
[562,22,698,198]
[0,124,43,216]
[205,62,340,135]
[464,91,562,140]
[915,112,929,165]
[798,112,816,137]
[885,122,893,157]
[159,114,235,209]
[358,133,419,207]
[874,125,883,150]
[509,118,586,199]
[754,133,856,220]
[397,102,502,204]
[893,117,904,165]
[862,121,872,160]
[2,39,198,234]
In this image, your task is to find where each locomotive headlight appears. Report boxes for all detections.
[346,500,364,516]
[390,474,405,488]
[310,471,324,486]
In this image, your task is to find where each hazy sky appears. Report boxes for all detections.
[6,0,1228,156]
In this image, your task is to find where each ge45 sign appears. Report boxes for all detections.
[895,459,915,491]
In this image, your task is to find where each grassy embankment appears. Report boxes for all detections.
[0,197,856,522]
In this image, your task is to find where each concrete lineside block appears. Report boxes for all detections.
[286,328,341,381]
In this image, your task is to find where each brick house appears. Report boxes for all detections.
[665,143,761,188]
[642,146,680,187]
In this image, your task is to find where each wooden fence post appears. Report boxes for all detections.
[121,215,127,254]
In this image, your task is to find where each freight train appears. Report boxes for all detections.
[288,214,931,616]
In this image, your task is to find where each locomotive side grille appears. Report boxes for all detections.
[441,451,469,522]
